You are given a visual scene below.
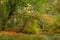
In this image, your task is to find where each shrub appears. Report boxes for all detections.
[22,18,40,34]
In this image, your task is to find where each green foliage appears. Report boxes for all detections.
[0,0,60,34]
[0,0,7,30]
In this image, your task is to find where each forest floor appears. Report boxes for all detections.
[0,31,60,40]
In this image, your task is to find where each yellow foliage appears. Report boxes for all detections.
[0,0,7,4]
[22,19,40,34]
[40,14,55,25]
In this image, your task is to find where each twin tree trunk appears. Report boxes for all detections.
[2,0,16,31]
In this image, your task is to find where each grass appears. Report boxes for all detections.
[0,35,44,40]
[0,34,45,40]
